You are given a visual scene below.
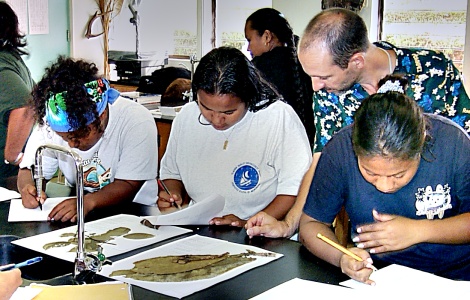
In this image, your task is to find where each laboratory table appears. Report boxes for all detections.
[0,198,349,299]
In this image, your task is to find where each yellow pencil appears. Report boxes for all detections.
[317,233,378,271]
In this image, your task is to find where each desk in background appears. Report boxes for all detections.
[110,83,139,93]
[111,83,173,166]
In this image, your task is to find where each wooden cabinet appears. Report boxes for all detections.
[155,119,172,166]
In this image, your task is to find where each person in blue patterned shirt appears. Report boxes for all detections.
[298,8,470,153]
[245,7,470,240]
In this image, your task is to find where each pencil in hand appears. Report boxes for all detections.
[157,179,182,210]
[31,164,42,210]
[317,233,378,271]
[36,194,42,211]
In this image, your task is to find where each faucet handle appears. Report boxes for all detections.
[97,245,105,261]
[96,245,113,266]
[73,254,100,284]
[73,251,109,284]
[86,253,102,273]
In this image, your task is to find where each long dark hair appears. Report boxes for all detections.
[192,47,280,112]
[246,8,295,48]
[0,2,28,56]
[352,75,429,160]
[246,8,314,140]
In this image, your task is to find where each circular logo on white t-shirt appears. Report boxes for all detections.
[232,163,260,192]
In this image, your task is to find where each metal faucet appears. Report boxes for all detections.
[34,144,103,283]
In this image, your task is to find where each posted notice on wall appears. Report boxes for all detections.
[28,0,49,34]
[6,0,49,35]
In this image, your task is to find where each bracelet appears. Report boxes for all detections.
[4,152,24,165]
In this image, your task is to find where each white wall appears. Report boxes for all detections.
[70,0,107,74]
[108,1,197,57]
[70,0,469,94]
[272,0,321,35]
[70,0,322,74]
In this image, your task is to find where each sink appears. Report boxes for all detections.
[21,272,114,287]
[0,235,73,281]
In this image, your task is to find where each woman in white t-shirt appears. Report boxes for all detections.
[158,47,312,227]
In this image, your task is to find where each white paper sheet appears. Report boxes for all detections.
[99,235,283,299]
[120,92,161,104]
[0,187,21,202]
[250,278,361,299]
[12,214,192,262]
[144,194,225,225]
[340,264,470,297]
[8,197,69,222]
[10,286,42,300]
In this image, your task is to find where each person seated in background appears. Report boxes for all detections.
[300,75,470,284]
[0,2,35,179]
[18,56,158,222]
[137,66,191,95]
[245,8,315,148]
[157,47,312,227]
[245,7,470,239]
[160,78,191,107]
[0,269,22,300]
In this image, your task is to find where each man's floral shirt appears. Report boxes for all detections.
[312,41,470,152]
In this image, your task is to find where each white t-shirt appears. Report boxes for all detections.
[21,97,159,205]
[160,101,312,219]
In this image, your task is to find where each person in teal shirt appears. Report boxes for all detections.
[0,2,35,179]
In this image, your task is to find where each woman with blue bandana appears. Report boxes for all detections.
[17,56,158,222]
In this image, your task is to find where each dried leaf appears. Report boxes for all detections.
[108,250,277,282]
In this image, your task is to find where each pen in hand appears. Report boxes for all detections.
[0,256,43,272]
[157,179,182,210]
[317,233,378,271]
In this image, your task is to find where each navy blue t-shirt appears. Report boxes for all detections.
[304,114,470,280]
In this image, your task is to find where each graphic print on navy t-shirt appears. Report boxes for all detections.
[415,184,452,219]
[82,151,112,191]
[232,162,260,193]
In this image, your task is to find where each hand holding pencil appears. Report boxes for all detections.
[30,165,43,210]
[317,233,378,272]
[157,179,182,210]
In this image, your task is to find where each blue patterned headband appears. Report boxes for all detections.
[46,78,120,132]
